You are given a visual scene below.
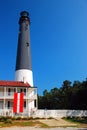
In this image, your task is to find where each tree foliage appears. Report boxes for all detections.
[38,79,87,110]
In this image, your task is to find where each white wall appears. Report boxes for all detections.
[33,109,87,118]
[0,109,87,117]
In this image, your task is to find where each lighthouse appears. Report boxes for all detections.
[0,11,37,117]
[15,11,33,86]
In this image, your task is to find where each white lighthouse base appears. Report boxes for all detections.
[15,69,33,87]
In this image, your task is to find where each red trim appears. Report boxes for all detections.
[0,80,30,87]
[13,92,24,113]
[13,93,17,113]
[19,93,24,112]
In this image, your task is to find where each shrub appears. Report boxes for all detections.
[34,117,40,120]
[12,117,17,120]
[0,116,7,122]
[28,117,33,120]
[48,117,53,119]
[4,119,12,124]
[16,117,22,120]
[22,117,29,120]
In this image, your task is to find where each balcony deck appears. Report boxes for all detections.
[0,92,37,100]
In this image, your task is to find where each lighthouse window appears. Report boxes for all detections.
[25,24,28,30]
[26,42,29,46]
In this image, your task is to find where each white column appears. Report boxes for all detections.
[27,88,30,116]
[36,88,38,109]
[26,88,27,115]
[4,87,6,116]
[16,87,17,92]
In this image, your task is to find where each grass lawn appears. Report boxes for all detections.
[0,120,49,128]
[0,116,87,128]
[63,117,87,128]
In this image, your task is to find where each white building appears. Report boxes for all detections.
[0,80,37,116]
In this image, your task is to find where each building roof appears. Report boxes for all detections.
[0,80,31,87]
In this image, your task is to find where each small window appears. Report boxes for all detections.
[34,100,36,107]
[8,88,11,92]
[20,89,23,92]
[24,89,26,96]
[24,101,26,108]
[14,88,16,92]
[18,89,20,93]
[8,88,11,96]
[8,101,10,109]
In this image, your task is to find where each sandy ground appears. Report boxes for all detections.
[39,118,77,127]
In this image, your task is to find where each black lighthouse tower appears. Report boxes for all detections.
[15,11,33,86]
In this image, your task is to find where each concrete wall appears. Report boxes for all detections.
[33,109,87,118]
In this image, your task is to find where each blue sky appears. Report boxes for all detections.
[0,0,87,95]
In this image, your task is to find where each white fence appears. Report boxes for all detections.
[33,109,87,118]
[0,109,87,117]
[0,109,29,116]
